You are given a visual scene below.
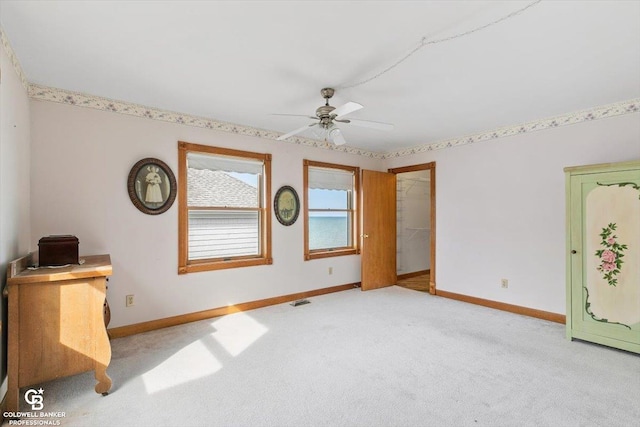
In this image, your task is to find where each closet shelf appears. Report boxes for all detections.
[399,177,429,195]
[405,227,430,240]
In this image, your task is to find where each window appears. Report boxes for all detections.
[178,142,272,273]
[304,160,360,260]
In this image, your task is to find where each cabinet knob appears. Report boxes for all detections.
[571,250,577,254]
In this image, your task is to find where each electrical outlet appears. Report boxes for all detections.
[501,279,508,289]
[328,267,333,275]
[126,294,135,307]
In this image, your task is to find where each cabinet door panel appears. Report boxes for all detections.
[569,169,640,350]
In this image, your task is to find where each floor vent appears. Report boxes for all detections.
[290,299,311,307]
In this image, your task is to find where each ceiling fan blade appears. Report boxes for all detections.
[342,118,394,131]
[271,113,319,120]
[331,101,363,118]
[277,123,317,140]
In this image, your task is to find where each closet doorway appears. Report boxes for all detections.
[389,163,436,294]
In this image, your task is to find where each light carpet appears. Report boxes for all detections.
[7,286,639,427]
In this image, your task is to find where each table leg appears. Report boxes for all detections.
[94,364,112,396]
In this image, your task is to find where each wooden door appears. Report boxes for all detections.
[361,170,397,290]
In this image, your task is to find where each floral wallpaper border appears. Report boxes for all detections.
[5,24,639,159]
[29,84,640,160]
[384,99,640,158]
[0,27,29,91]
[27,84,383,159]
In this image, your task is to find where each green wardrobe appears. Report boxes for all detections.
[565,160,640,353]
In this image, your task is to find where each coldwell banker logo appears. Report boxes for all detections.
[3,388,66,425]
[25,388,44,411]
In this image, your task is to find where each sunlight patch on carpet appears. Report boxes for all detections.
[211,311,268,357]
[142,340,222,394]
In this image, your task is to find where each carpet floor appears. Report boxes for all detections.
[8,286,639,427]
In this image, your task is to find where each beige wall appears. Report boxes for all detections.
[0,40,31,392]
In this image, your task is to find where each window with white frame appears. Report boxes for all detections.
[178,142,272,273]
[304,160,359,260]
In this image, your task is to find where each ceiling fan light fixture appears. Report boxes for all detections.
[311,125,326,139]
[328,127,346,146]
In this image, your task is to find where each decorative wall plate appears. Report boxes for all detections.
[274,185,300,226]
[127,158,177,215]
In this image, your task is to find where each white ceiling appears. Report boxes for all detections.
[2,0,639,153]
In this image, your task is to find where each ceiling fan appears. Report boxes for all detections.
[274,88,394,146]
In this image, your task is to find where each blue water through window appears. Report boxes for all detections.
[309,215,348,250]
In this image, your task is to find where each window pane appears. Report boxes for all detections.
[188,210,259,260]
[309,212,350,250]
[187,168,259,208]
[309,188,348,210]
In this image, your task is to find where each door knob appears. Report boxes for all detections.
[362,234,369,238]
[571,250,577,254]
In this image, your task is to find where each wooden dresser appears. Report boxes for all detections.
[5,253,113,412]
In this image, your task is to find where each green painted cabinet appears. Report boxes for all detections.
[565,160,640,353]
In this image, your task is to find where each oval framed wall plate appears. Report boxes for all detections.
[127,158,177,215]
[274,185,300,226]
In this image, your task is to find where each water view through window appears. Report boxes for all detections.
[308,188,351,250]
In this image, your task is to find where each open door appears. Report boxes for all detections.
[361,170,396,290]
[389,162,437,295]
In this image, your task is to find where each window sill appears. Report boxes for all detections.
[305,248,358,261]
[179,257,273,274]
